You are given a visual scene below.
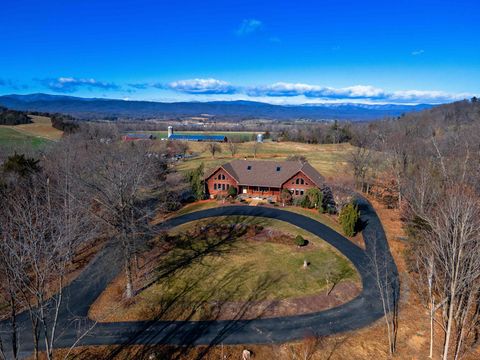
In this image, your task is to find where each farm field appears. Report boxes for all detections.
[3,115,63,141]
[168,141,354,179]
[0,115,62,150]
[90,216,359,322]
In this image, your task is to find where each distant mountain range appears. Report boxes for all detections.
[0,93,434,121]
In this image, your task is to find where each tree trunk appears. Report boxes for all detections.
[125,256,134,298]
[443,296,455,360]
[9,294,18,360]
[430,297,434,358]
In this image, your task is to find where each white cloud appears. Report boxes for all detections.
[168,78,238,94]
[41,77,119,93]
[389,89,471,103]
[245,82,472,103]
[236,19,263,36]
[247,82,387,99]
[411,49,425,56]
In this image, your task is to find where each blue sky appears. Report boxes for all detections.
[0,0,479,104]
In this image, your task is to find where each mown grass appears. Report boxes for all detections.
[170,200,219,217]
[0,127,49,148]
[172,141,354,179]
[118,216,358,321]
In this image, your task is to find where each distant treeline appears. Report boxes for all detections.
[272,120,353,144]
[0,106,32,125]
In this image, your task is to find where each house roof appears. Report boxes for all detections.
[168,134,226,141]
[205,159,324,188]
[124,133,155,139]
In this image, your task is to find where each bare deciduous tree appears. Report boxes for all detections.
[228,139,238,157]
[79,141,165,298]
[206,142,221,159]
[252,141,260,159]
[0,169,94,360]
[408,185,480,360]
[367,235,399,356]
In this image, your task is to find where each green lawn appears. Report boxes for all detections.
[170,200,219,217]
[0,127,50,149]
[115,216,358,321]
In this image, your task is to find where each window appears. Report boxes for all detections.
[214,183,217,190]
[300,190,304,195]
[247,165,252,170]
[295,189,299,195]
[276,166,281,172]
[300,178,304,185]
[222,174,226,180]
[296,178,300,184]
[222,184,226,190]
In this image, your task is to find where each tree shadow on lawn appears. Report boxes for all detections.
[90,217,284,360]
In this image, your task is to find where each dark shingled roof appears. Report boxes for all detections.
[206,159,324,188]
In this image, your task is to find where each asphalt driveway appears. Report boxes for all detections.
[0,197,399,358]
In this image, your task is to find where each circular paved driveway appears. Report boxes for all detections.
[1,197,398,357]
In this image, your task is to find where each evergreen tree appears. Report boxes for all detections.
[186,163,205,200]
[339,202,360,237]
[3,153,40,177]
[227,186,238,198]
[305,188,323,209]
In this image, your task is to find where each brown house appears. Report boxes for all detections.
[205,159,325,201]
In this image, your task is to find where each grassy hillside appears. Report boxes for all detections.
[0,127,49,148]
[4,115,63,141]
[0,115,63,150]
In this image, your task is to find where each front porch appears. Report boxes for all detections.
[238,185,280,202]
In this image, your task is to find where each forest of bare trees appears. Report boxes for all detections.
[0,124,186,359]
[347,98,480,359]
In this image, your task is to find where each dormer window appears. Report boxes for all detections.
[276,166,281,172]
[247,165,252,170]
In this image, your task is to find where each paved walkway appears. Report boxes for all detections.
[0,197,399,358]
